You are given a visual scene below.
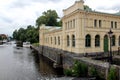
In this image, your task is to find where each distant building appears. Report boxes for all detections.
[39,0,120,54]
[0,34,7,39]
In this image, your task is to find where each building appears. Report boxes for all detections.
[39,0,120,54]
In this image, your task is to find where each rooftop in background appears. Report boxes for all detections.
[0,34,7,39]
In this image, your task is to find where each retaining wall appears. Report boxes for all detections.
[32,45,120,80]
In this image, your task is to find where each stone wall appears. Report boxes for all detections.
[62,51,109,79]
[32,45,120,79]
[38,46,62,67]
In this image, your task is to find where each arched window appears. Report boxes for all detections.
[58,36,60,45]
[95,35,100,47]
[67,35,70,46]
[85,34,91,47]
[72,35,75,47]
[119,36,120,46]
[112,35,115,46]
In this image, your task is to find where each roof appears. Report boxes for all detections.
[83,5,120,16]
[114,11,120,16]
[45,26,62,32]
[84,9,120,17]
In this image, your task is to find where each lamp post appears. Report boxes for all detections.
[108,29,113,64]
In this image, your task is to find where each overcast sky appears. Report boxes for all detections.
[0,0,120,36]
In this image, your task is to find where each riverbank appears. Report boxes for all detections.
[31,45,120,80]
[30,45,98,80]
[39,77,96,80]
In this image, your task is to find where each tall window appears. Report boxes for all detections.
[67,35,70,46]
[99,20,102,27]
[51,37,52,44]
[119,36,120,46]
[94,19,97,27]
[72,35,75,47]
[73,19,75,28]
[48,37,49,43]
[95,35,100,47]
[115,22,117,28]
[85,34,91,47]
[70,21,72,28]
[65,22,67,30]
[111,21,113,28]
[112,35,115,46]
[68,21,69,29]
[58,36,60,45]
[55,37,56,45]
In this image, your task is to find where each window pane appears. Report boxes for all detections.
[111,21,113,28]
[112,35,115,46]
[72,35,75,47]
[85,34,91,47]
[67,35,70,46]
[95,35,100,47]
[94,19,97,27]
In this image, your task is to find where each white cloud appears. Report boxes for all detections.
[85,0,120,13]
[0,0,120,36]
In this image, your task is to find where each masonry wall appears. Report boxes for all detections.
[39,0,120,54]
[37,45,115,80]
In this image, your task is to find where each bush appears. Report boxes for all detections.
[72,60,88,77]
[64,61,88,77]
[89,66,98,77]
[108,67,117,80]
[64,69,73,76]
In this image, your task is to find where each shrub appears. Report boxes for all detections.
[89,66,98,77]
[64,61,88,77]
[108,67,117,80]
[72,60,88,77]
[64,69,73,76]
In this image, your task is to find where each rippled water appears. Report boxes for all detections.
[0,42,63,80]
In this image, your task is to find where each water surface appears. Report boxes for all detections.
[0,42,62,80]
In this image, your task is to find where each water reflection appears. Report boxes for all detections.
[0,43,63,80]
[33,51,63,78]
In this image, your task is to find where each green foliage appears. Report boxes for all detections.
[84,5,92,11]
[0,36,2,40]
[12,25,39,44]
[108,67,117,80]
[64,69,73,76]
[64,60,88,77]
[36,9,62,27]
[57,19,62,26]
[89,66,98,76]
[72,61,88,77]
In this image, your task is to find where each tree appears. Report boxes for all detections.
[0,36,2,40]
[13,30,19,40]
[12,25,39,44]
[84,5,92,11]
[36,9,60,27]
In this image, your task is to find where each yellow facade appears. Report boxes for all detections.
[39,0,120,54]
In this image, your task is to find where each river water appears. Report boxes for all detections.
[0,42,63,80]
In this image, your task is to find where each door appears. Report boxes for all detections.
[104,35,109,52]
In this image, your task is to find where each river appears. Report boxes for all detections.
[0,42,64,80]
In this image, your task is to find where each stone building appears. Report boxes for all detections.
[39,0,120,54]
